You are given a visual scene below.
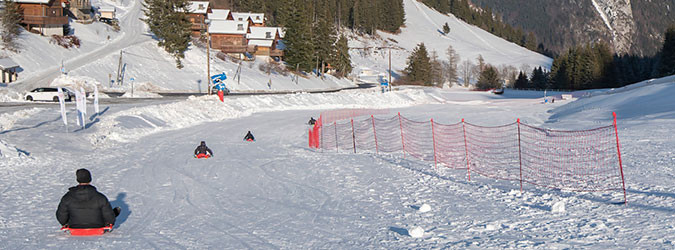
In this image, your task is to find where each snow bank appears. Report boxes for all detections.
[0,140,25,159]
[90,88,445,145]
[0,108,43,131]
[550,75,675,124]
[50,75,102,92]
[0,88,23,102]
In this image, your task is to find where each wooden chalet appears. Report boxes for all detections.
[208,20,255,54]
[207,9,233,21]
[246,27,283,57]
[67,0,91,21]
[187,1,211,37]
[15,0,68,36]
[0,58,20,84]
[232,12,264,27]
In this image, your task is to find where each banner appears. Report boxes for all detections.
[80,87,87,117]
[57,88,67,126]
[94,85,100,114]
[75,89,83,127]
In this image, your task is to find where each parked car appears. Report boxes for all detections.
[493,88,504,95]
[24,87,74,102]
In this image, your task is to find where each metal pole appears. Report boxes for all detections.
[517,119,523,192]
[431,118,437,170]
[372,115,378,154]
[334,121,338,152]
[613,112,627,205]
[351,118,356,153]
[462,118,470,181]
[399,112,405,158]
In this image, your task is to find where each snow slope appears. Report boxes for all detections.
[349,0,552,80]
[0,76,673,248]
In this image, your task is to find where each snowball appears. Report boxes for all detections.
[551,200,566,213]
[485,224,497,231]
[408,226,424,238]
[418,204,431,213]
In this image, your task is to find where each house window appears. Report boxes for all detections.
[237,24,244,30]
[238,17,243,21]
[256,16,260,20]
[198,4,204,10]
[265,32,271,39]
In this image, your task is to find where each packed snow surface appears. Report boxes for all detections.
[0,76,673,248]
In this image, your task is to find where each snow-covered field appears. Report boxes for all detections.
[0,76,673,248]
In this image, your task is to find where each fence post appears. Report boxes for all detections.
[351,118,356,153]
[517,118,523,193]
[431,118,437,170]
[320,115,323,152]
[399,112,405,159]
[334,121,338,152]
[372,115,379,154]
[613,112,627,205]
[462,118,470,181]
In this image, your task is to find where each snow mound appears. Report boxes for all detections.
[0,140,25,158]
[0,108,43,131]
[550,75,675,124]
[90,88,446,145]
[418,204,431,213]
[408,226,425,238]
[50,75,102,92]
[551,200,566,213]
[0,88,23,102]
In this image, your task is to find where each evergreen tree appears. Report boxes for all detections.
[404,43,432,85]
[283,0,315,72]
[332,34,352,77]
[312,8,336,75]
[530,66,547,89]
[1,0,23,52]
[514,71,529,89]
[659,25,675,77]
[430,51,445,86]
[476,64,500,90]
[142,0,192,68]
[442,22,450,34]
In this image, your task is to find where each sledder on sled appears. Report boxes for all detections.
[308,117,316,125]
[194,141,214,158]
[57,169,121,236]
[243,131,255,142]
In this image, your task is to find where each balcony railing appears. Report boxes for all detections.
[270,49,284,57]
[191,23,206,30]
[22,15,69,25]
[218,45,257,54]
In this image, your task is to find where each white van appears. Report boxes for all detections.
[24,87,74,102]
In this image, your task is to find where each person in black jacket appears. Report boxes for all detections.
[243,131,255,141]
[308,117,316,125]
[56,169,118,229]
[194,141,213,157]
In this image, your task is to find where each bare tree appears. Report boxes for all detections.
[459,60,475,87]
[1,0,23,52]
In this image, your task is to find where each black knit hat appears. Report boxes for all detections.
[76,168,92,183]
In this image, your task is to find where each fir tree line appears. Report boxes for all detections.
[401,43,459,87]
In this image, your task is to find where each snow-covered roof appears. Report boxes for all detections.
[98,6,115,13]
[11,0,51,3]
[208,9,231,20]
[232,12,265,24]
[248,39,274,47]
[247,27,278,40]
[0,58,20,70]
[208,20,249,35]
[277,27,286,38]
[188,1,210,14]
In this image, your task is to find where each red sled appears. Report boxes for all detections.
[245,138,254,142]
[61,225,112,236]
[195,153,211,159]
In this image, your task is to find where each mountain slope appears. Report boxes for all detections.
[349,0,552,81]
[471,0,675,56]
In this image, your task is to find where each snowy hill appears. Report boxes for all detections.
[349,0,552,80]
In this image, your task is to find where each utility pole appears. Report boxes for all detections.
[389,47,392,92]
[207,32,211,95]
[116,50,123,86]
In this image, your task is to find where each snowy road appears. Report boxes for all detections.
[10,0,149,92]
[0,86,673,248]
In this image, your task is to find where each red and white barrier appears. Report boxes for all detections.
[309,112,627,203]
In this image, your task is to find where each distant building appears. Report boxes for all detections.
[232,12,264,27]
[97,6,115,20]
[247,27,282,57]
[187,1,211,37]
[0,58,20,84]
[14,0,69,36]
[208,20,255,54]
[67,0,92,22]
[208,9,233,21]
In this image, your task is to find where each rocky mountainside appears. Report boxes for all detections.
[471,0,675,56]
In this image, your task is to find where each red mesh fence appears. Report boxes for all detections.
[309,112,627,202]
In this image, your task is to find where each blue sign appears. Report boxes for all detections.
[211,73,227,84]
[214,82,227,91]
[130,77,135,81]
